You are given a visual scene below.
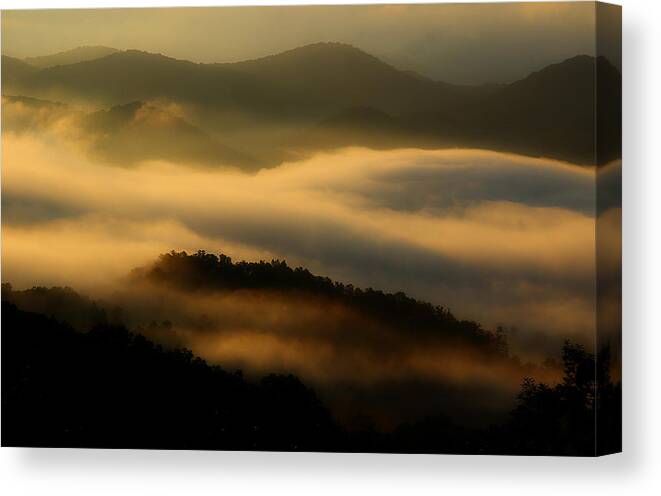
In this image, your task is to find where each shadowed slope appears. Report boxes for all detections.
[24,46,119,68]
[2,280,619,454]
[9,50,301,115]
[2,95,256,169]
[1,55,38,87]
[1,302,341,450]
[227,42,469,115]
[83,101,256,168]
[131,250,503,352]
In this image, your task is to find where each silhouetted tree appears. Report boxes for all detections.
[131,250,501,352]
[500,340,620,456]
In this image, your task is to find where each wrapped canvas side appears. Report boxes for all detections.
[595,1,622,456]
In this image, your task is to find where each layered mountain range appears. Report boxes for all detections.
[2,43,621,167]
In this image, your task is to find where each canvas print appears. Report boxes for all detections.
[1,2,621,456]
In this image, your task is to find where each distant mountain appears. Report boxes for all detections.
[7,50,304,118]
[1,95,72,135]
[1,55,38,86]
[226,42,469,115]
[83,101,256,168]
[461,55,620,164]
[2,44,471,119]
[297,55,621,163]
[23,46,119,68]
[2,93,66,107]
[300,106,417,151]
[401,54,621,164]
[318,106,399,131]
[2,95,254,169]
[3,44,622,165]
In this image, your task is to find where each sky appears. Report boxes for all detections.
[1,2,600,85]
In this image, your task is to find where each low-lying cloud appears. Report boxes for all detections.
[2,125,601,361]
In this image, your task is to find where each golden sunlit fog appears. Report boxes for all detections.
[2,125,601,359]
[0,3,621,453]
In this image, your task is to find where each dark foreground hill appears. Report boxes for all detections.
[1,299,620,455]
[131,250,500,352]
[1,302,341,451]
[2,251,621,454]
[3,44,622,166]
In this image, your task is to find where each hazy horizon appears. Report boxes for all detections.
[1,3,611,85]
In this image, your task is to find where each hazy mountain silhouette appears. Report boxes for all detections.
[8,44,476,118]
[404,55,622,165]
[301,106,415,150]
[7,49,303,116]
[3,44,621,165]
[1,55,38,86]
[317,106,399,131]
[226,42,470,115]
[293,55,621,163]
[130,250,502,352]
[83,101,256,168]
[2,95,255,168]
[0,95,74,142]
[4,252,500,353]
[2,93,66,108]
[1,283,118,332]
[23,45,119,68]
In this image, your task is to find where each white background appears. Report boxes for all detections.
[1,0,659,494]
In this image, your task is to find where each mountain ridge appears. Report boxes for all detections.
[23,45,119,68]
[2,44,622,165]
